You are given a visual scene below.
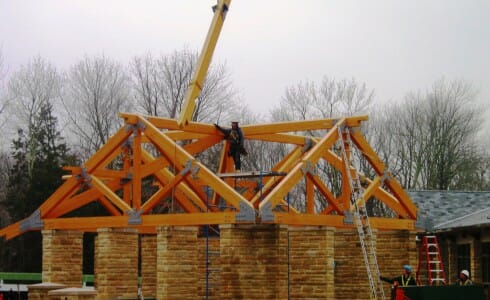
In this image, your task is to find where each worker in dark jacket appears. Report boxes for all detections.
[380,265,417,287]
[214,121,247,172]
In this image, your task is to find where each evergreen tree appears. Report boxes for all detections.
[0,101,76,272]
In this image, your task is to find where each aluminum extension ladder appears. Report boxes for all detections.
[338,126,386,300]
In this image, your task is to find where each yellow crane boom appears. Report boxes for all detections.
[178,0,231,127]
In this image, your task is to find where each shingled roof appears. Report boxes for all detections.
[408,191,490,231]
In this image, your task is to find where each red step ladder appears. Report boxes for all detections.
[416,235,446,285]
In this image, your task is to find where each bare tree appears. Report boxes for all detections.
[0,48,9,136]
[62,55,131,158]
[270,77,375,212]
[272,77,374,122]
[371,78,486,190]
[6,56,61,177]
[130,48,236,123]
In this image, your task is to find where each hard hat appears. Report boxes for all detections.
[403,265,412,272]
[461,270,470,277]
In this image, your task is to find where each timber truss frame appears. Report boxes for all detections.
[0,113,417,240]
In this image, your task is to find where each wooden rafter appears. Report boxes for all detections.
[0,113,418,240]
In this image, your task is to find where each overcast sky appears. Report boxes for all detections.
[1,0,489,124]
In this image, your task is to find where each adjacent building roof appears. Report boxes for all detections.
[408,191,490,231]
[435,207,490,230]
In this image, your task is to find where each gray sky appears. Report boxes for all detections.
[1,0,489,121]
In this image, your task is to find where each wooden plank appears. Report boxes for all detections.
[351,129,418,219]
[259,119,344,211]
[268,213,415,230]
[141,150,207,212]
[83,126,132,172]
[0,221,22,240]
[217,171,287,178]
[245,133,308,145]
[132,127,142,209]
[42,212,238,230]
[39,177,81,218]
[249,148,303,210]
[239,116,367,135]
[122,147,131,205]
[140,171,187,214]
[48,179,122,218]
[309,173,344,215]
[306,176,314,213]
[140,116,254,212]
[91,175,132,213]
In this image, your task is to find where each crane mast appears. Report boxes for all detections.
[178,0,231,127]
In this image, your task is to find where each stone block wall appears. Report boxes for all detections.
[334,229,373,300]
[333,229,417,299]
[42,230,83,286]
[376,230,417,293]
[94,228,138,300]
[141,234,157,298]
[471,239,481,282]
[40,225,417,300]
[289,226,335,299]
[219,224,288,300]
[197,235,220,300]
[156,226,198,300]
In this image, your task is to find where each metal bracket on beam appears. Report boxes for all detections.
[120,173,132,185]
[235,200,256,223]
[120,137,133,152]
[381,172,392,183]
[127,209,143,225]
[191,165,200,180]
[79,167,92,188]
[259,202,275,223]
[343,211,354,225]
[136,120,146,131]
[180,160,200,179]
[20,210,44,232]
[125,124,135,133]
[302,138,313,154]
[180,160,193,176]
[125,120,146,133]
[212,1,229,19]
[301,161,315,176]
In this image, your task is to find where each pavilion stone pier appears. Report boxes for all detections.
[94,228,139,300]
[140,234,157,298]
[156,226,199,300]
[42,229,83,286]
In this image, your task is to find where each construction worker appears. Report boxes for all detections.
[214,121,247,172]
[456,269,473,286]
[380,265,417,287]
